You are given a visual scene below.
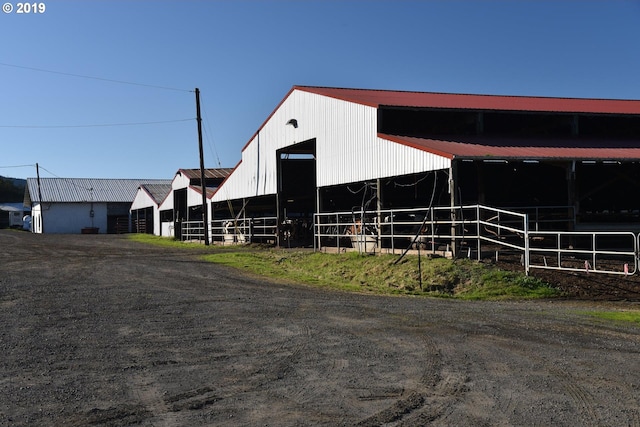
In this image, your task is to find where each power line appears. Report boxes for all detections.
[200,94,223,168]
[37,165,94,191]
[0,118,195,129]
[0,164,36,169]
[199,90,229,169]
[0,62,193,93]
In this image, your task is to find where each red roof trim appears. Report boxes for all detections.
[296,86,640,114]
[380,133,640,161]
[381,134,454,160]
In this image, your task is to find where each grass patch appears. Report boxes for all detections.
[581,310,640,324]
[127,235,560,300]
[201,248,560,299]
[127,234,242,251]
[128,233,197,249]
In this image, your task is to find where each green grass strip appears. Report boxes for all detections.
[127,235,560,300]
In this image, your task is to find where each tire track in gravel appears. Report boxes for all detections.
[446,319,625,427]
[352,319,459,426]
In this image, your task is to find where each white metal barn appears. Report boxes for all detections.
[211,86,640,248]
[156,168,232,239]
[212,86,448,205]
[24,178,170,234]
[129,182,172,235]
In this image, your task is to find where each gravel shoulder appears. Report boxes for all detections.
[1,230,639,426]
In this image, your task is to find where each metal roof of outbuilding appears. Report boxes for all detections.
[139,183,172,204]
[295,86,640,114]
[382,134,640,161]
[26,178,171,203]
[178,168,234,180]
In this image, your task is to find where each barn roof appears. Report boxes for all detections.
[25,178,171,203]
[382,134,640,161]
[178,168,234,180]
[139,183,172,204]
[295,86,640,114]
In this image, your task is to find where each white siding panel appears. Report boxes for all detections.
[131,188,155,210]
[172,173,191,190]
[158,191,173,212]
[212,89,451,202]
[34,203,107,234]
[187,187,205,208]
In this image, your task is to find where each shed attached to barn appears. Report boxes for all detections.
[157,168,232,239]
[129,182,172,235]
[211,86,640,246]
[25,178,170,234]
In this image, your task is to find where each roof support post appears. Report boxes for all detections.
[476,112,484,135]
[315,186,321,251]
[376,178,382,254]
[449,162,458,258]
[567,160,577,231]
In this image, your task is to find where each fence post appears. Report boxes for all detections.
[592,233,597,272]
[524,213,530,275]
[637,233,640,275]
[313,214,317,252]
[390,209,395,253]
[430,206,435,255]
[476,205,481,261]
[556,232,561,269]
[336,213,340,252]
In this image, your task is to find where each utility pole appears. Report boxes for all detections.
[35,162,44,234]
[195,88,209,245]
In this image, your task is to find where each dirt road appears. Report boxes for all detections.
[1,230,639,426]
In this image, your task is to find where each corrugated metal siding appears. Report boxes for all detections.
[212,90,451,202]
[187,186,206,206]
[27,178,170,203]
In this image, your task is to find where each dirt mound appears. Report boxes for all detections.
[493,256,640,301]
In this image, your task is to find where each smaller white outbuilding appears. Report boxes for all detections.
[130,183,172,235]
[24,178,170,234]
[156,168,232,239]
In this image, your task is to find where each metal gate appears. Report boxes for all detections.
[314,205,640,277]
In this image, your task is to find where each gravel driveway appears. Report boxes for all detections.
[1,230,639,426]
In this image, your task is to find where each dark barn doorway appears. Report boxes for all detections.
[276,139,316,247]
[173,188,187,240]
[132,206,154,234]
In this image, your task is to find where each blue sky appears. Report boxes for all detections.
[2,0,640,180]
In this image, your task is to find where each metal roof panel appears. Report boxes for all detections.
[178,168,234,180]
[139,183,172,204]
[381,134,640,160]
[296,86,640,114]
[27,178,172,203]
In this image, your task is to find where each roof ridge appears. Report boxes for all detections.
[294,85,640,103]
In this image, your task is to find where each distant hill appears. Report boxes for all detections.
[0,176,26,202]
